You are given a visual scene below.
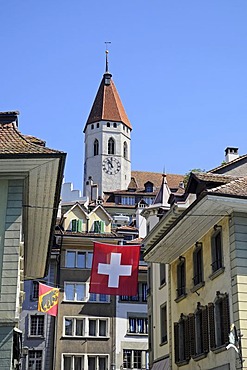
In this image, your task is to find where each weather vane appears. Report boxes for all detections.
[104,41,111,72]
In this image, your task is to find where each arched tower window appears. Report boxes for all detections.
[94,139,99,156]
[123,141,128,159]
[108,138,115,155]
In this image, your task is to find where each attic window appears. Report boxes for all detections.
[107,122,110,128]
[113,122,117,128]
[144,182,154,193]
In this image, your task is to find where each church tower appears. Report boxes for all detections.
[83,50,132,198]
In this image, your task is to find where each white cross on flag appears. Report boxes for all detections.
[89,242,141,296]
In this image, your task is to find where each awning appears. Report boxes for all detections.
[151,358,170,370]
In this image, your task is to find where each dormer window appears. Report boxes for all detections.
[144,182,154,193]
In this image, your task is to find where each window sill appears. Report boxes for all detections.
[175,293,187,303]
[160,340,168,347]
[211,344,227,354]
[159,282,167,290]
[175,359,189,367]
[209,267,225,281]
[191,281,205,293]
[126,332,148,337]
[62,335,110,339]
[192,352,207,361]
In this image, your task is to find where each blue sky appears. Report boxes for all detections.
[1,1,247,190]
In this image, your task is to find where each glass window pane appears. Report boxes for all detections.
[99,357,106,370]
[65,319,73,335]
[74,356,83,370]
[76,320,84,336]
[87,253,93,268]
[77,252,86,268]
[89,320,96,336]
[99,294,107,302]
[88,357,96,370]
[99,320,106,336]
[66,251,76,267]
[64,356,72,370]
[89,293,97,302]
[65,284,74,300]
[76,284,85,301]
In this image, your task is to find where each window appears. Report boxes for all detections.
[193,242,203,286]
[64,317,108,337]
[113,122,117,128]
[128,317,148,334]
[108,137,115,154]
[123,141,128,159]
[142,197,155,205]
[71,219,83,232]
[94,139,99,156]
[31,281,39,300]
[64,283,87,302]
[189,305,209,358]
[97,123,99,128]
[174,315,190,365]
[107,122,110,127]
[88,356,108,370]
[160,304,167,343]
[89,319,108,337]
[63,355,84,370]
[65,251,93,269]
[64,317,84,336]
[160,263,166,286]
[144,182,153,193]
[30,315,44,337]
[123,350,147,370]
[211,227,223,273]
[120,283,147,303]
[121,196,135,205]
[177,257,186,299]
[89,292,109,303]
[209,293,230,349]
[28,350,42,370]
[91,124,94,129]
[94,220,105,233]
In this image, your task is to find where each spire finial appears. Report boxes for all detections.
[105,41,111,72]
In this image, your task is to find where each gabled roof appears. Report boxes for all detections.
[0,111,62,155]
[84,73,132,131]
[186,171,238,194]
[208,176,247,196]
[209,154,247,173]
[130,171,184,191]
[89,204,113,221]
[153,174,171,206]
[62,202,89,219]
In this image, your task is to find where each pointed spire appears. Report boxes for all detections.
[84,47,132,131]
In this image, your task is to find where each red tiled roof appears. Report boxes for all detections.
[84,74,132,130]
[0,112,63,155]
[209,176,247,196]
[130,171,184,190]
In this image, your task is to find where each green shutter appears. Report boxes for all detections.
[94,221,100,233]
[202,306,209,353]
[100,221,105,233]
[77,219,83,232]
[188,313,195,357]
[222,294,230,345]
[174,322,179,364]
[208,302,216,349]
[72,219,77,232]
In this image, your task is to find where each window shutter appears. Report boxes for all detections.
[202,306,209,353]
[94,221,100,233]
[77,219,83,232]
[188,314,195,357]
[184,317,190,361]
[208,302,216,349]
[174,322,179,364]
[72,219,77,232]
[222,294,230,345]
[100,221,105,233]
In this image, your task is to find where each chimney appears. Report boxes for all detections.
[0,111,19,128]
[225,147,239,163]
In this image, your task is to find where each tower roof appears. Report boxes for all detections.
[84,54,132,132]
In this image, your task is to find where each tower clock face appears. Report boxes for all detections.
[102,157,121,175]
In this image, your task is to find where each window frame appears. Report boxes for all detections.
[29,314,45,337]
[193,242,204,287]
[127,316,148,335]
[160,263,166,286]
[211,227,224,274]
[122,349,147,370]
[63,317,109,338]
[176,257,186,300]
[160,303,168,344]
[123,141,128,159]
[108,137,115,154]
[28,350,43,370]
[94,139,99,156]
[65,250,93,269]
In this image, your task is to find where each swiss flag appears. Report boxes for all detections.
[89,242,141,296]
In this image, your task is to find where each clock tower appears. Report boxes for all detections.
[83,51,132,198]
